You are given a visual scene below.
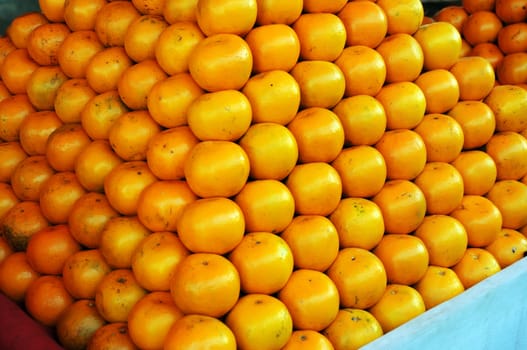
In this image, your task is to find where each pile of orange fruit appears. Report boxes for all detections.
[1,0,527,349]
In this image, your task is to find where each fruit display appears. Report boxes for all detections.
[1,0,527,349]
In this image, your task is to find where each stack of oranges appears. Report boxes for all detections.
[0,0,527,349]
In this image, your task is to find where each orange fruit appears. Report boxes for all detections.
[10,155,55,201]
[414,113,465,163]
[484,84,527,133]
[462,0,496,13]
[497,22,527,54]
[462,10,504,46]
[495,0,527,23]
[414,266,465,309]
[302,0,347,13]
[26,65,69,111]
[63,248,112,298]
[415,69,460,114]
[485,228,527,268]
[449,56,496,101]
[469,42,505,70]
[486,180,527,229]
[80,90,129,140]
[94,0,141,47]
[496,52,527,85]
[26,22,69,66]
[85,46,133,94]
[25,275,74,327]
[413,21,462,70]
[87,322,138,350]
[57,30,104,79]
[196,0,257,36]
[376,33,424,83]
[0,94,36,142]
[337,0,388,49]
[376,0,424,35]
[39,171,87,224]
[452,247,501,288]
[63,0,106,31]
[447,101,496,150]
[433,5,469,32]
[0,184,19,225]
[54,78,96,123]
[6,11,48,49]
[0,252,40,302]
[485,131,527,180]
[255,0,302,25]
[0,141,27,182]
[45,123,91,172]
[123,14,168,63]
[282,330,334,350]
[19,111,63,156]
[0,49,39,94]
[451,150,498,196]
[1,201,49,252]
[132,0,165,15]
[163,0,198,23]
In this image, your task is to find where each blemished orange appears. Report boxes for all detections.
[282,330,334,350]
[0,252,40,302]
[131,231,190,292]
[414,113,465,163]
[228,232,294,295]
[25,224,81,275]
[414,69,460,114]
[45,123,91,172]
[0,49,39,95]
[62,249,112,299]
[187,89,252,142]
[123,14,168,63]
[451,150,498,195]
[452,248,501,288]
[132,0,165,15]
[6,11,48,49]
[290,60,345,109]
[413,21,462,70]
[10,155,54,201]
[278,269,340,331]
[496,52,527,85]
[169,253,240,318]
[234,180,295,234]
[287,107,345,163]
[188,33,253,92]
[154,21,204,75]
[376,33,424,83]
[285,162,342,216]
[19,111,63,156]
[323,308,383,350]
[163,0,198,23]
[255,0,302,25]
[332,95,387,146]
[99,216,151,269]
[0,141,28,183]
[374,129,427,181]
[450,195,503,247]
[462,10,504,46]
[225,294,293,350]
[449,56,496,101]
[375,81,427,130]
[245,24,300,73]
[485,228,527,268]
[495,0,527,23]
[280,215,340,272]
[334,45,386,97]
[103,161,158,216]
[26,65,69,111]
[63,0,106,31]
[54,78,96,123]
[163,314,236,350]
[469,42,505,70]
[485,131,527,180]
[414,266,465,309]
[87,322,138,350]
[85,46,133,94]
[26,22,70,65]
[484,84,527,133]
[176,197,245,254]
[67,191,119,248]
[497,22,527,54]
[57,30,104,79]
[238,122,299,180]
[414,215,468,267]
[486,180,527,229]
[0,94,37,142]
[433,5,469,32]
[377,0,424,35]
[196,0,257,36]
[414,162,465,215]
[372,179,427,235]
[368,284,426,333]
[94,0,141,47]
[326,247,387,309]
[337,0,388,49]
[241,70,300,125]
[80,90,129,140]
[329,197,385,250]
[447,101,496,150]
[0,200,49,252]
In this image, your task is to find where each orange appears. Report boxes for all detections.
[238,122,298,180]
[188,33,253,92]
[337,0,388,49]
[450,195,503,247]
[123,14,168,63]
[415,69,460,114]
[131,232,190,292]
[0,252,40,302]
[81,90,129,140]
[45,123,91,172]
[377,0,424,35]
[6,11,48,49]
[329,197,385,250]
[94,0,141,47]
[54,78,96,123]
[334,45,386,97]
[57,30,104,79]
[0,94,36,142]
[414,215,468,267]
[103,161,158,216]
[164,314,236,350]
[95,268,148,322]
[184,140,250,198]
[463,10,504,46]
[495,0,527,23]
[368,284,426,333]
[196,0,257,36]
[255,0,302,25]
[452,247,501,288]
[332,145,387,198]
[414,266,465,309]
[0,184,18,225]
[485,228,527,268]
[26,22,69,65]
[486,180,527,229]
[413,21,462,70]
[278,269,340,331]
[326,247,387,309]
[225,294,293,350]
[26,65,69,111]
[485,131,527,180]
[164,0,199,23]
[146,73,204,129]
[375,81,427,130]
[414,162,465,215]
[285,162,342,216]
[62,249,112,299]
[241,70,300,125]
[289,60,346,109]
[19,111,63,156]
[0,49,39,94]
[451,150,498,196]
[282,330,334,350]
[414,113,465,163]
[484,84,527,133]
[154,21,205,75]
[177,197,245,254]
[67,192,119,248]
[447,101,496,149]
[85,46,133,94]
[433,5,469,32]
[228,232,293,295]
[449,56,496,101]
[25,275,74,327]
[99,216,151,269]
[376,33,424,83]
[145,126,199,180]
[187,90,252,141]
[469,42,505,70]
[332,95,386,146]
[137,180,197,232]
[39,171,86,224]
[302,0,347,13]
[25,224,81,275]
[497,23,527,54]
[1,201,49,252]
[55,299,107,350]
[462,0,496,13]
[108,110,162,161]
[10,155,55,201]
[245,24,300,73]
[87,322,137,350]
[0,36,15,68]
[169,253,240,318]
[280,215,340,272]
[496,52,527,85]
[323,308,384,350]
[0,141,27,183]
[132,0,165,15]
[372,180,427,235]
[63,0,106,31]
[287,107,345,163]
[374,129,427,181]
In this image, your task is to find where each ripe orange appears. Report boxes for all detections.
[486,180,527,229]
[19,111,63,156]
[132,0,165,15]
[485,131,527,180]
[447,101,496,150]
[94,0,141,47]
[415,69,460,114]
[0,94,36,142]
[282,330,334,350]
[26,22,70,66]
[469,42,505,70]
[462,0,496,13]
[164,0,199,23]
[80,90,129,140]
[57,30,104,79]
[414,266,465,309]
[337,0,388,49]
[63,0,106,31]
[376,33,424,83]
[497,22,527,54]
[484,84,527,133]
[45,123,91,172]
[495,0,527,23]
[10,155,55,201]
[123,14,168,63]
[496,52,527,85]
[0,141,27,182]
[196,0,257,36]
[486,228,527,268]
[449,56,496,101]
[87,322,137,350]
[452,248,501,288]
[255,0,302,25]
[451,150,498,196]
[413,21,462,70]
[376,0,424,35]
[1,201,50,252]
[85,46,133,94]
[0,252,40,302]
[6,12,48,49]
[0,184,19,225]
[25,275,74,327]
[414,113,465,163]
[26,65,69,111]
[54,78,96,124]
[62,249,112,300]
[433,5,469,32]
[0,49,39,95]
[375,81,426,131]
[302,0,347,13]
[462,10,504,46]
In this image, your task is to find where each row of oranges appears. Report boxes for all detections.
[1,0,527,349]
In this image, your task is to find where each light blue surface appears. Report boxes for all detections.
[362,257,527,350]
